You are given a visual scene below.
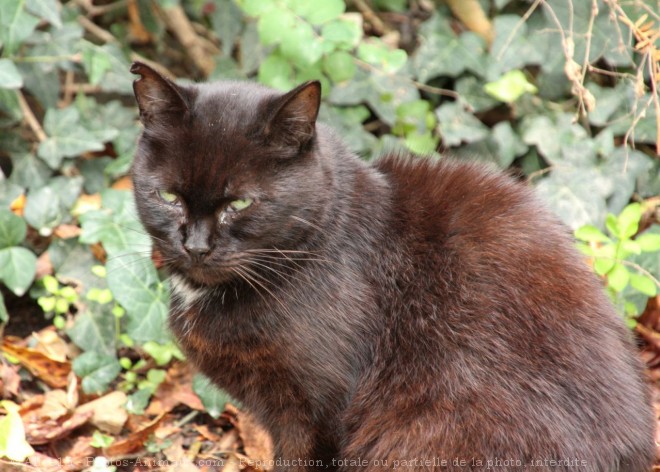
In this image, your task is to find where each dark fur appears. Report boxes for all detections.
[130,62,655,471]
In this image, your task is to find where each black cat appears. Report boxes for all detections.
[130,61,655,471]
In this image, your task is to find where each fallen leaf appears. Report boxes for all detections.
[35,251,54,279]
[28,451,66,472]
[10,194,26,216]
[33,327,69,363]
[41,390,71,420]
[147,362,203,414]
[0,363,21,397]
[233,409,273,470]
[0,400,35,461]
[1,337,71,388]
[163,437,201,472]
[192,424,221,442]
[105,412,166,457]
[111,176,133,191]
[24,409,92,445]
[53,224,82,240]
[76,391,127,435]
[52,434,96,471]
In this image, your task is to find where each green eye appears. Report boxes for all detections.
[229,197,253,212]
[158,189,180,204]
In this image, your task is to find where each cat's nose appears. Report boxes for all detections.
[184,242,210,261]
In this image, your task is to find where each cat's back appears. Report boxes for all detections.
[353,154,655,469]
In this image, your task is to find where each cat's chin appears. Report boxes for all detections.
[180,266,234,286]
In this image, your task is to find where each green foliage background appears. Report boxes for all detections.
[0,0,659,397]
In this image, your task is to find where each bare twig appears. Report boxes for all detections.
[352,0,390,36]
[16,90,47,143]
[496,0,542,61]
[78,15,117,43]
[158,4,215,76]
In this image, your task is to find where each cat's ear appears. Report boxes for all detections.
[265,81,321,148]
[130,61,189,125]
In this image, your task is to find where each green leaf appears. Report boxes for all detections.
[357,40,407,73]
[24,186,62,236]
[72,351,121,395]
[0,247,37,297]
[258,54,294,90]
[414,14,486,82]
[79,189,151,257]
[298,0,345,25]
[91,430,115,449]
[594,257,615,276]
[0,293,7,324]
[106,251,168,343]
[37,107,105,168]
[617,203,641,239]
[67,305,117,355]
[126,388,152,415]
[193,374,235,418]
[0,401,34,462]
[483,70,537,103]
[257,9,295,46]
[636,233,660,252]
[82,44,114,86]
[0,210,26,249]
[0,60,23,89]
[629,273,658,297]
[490,121,527,168]
[435,102,489,147]
[574,225,611,243]
[323,51,356,83]
[143,341,184,366]
[25,0,61,28]
[239,0,275,16]
[280,22,324,66]
[0,3,40,55]
[321,18,361,50]
[607,263,630,292]
[605,213,619,239]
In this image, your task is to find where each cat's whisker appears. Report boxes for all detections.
[290,215,326,233]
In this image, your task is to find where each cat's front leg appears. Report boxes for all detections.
[269,418,338,472]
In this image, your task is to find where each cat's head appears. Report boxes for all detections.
[130,62,327,286]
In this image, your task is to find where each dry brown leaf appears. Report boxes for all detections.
[33,327,70,363]
[163,437,201,472]
[76,391,127,435]
[1,337,71,388]
[10,194,26,216]
[192,424,222,442]
[147,362,203,414]
[53,224,82,240]
[41,389,71,420]
[0,362,21,397]
[111,176,133,190]
[35,251,54,279]
[24,409,92,445]
[52,435,96,471]
[105,412,166,457]
[28,452,67,472]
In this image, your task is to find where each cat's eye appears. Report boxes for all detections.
[228,197,253,212]
[157,189,180,205]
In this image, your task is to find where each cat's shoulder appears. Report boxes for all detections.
[372,153,564,243]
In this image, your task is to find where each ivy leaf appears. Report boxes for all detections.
[24,176,83,236]
[484,70,537,103]
[258,53,294,90]
[0,292,8,324]
[106,251,169,343]
[321,18,361,50]
[488,15,543,77]
[435,102,489,147]
[79,189,151,257]
[0,3,40,56]
[81,43,114,86]
[413,13,486,82]
[280,22,324,66]
[323,51,356,83]
[0,247,37,297]
[535,169,607,230]
[0,210,26,249]
[289,0,345,25]
[72,351,121,395]
[25,0,62,28]
[491,121,527,168]
[37,107,105,169]
[67,305,117,355]
[193,374,235,418]
[0,60,23,89]
[257,9,295,46]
